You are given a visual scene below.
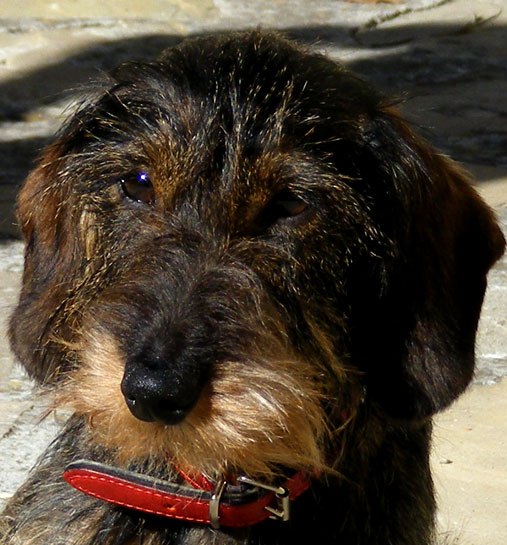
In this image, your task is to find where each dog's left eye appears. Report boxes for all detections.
[120,172,155,205]
[264,190,309,226]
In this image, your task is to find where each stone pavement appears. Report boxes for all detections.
[0,0,506,543]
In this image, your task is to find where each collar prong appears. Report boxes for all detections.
[209,478,227,529]
[236,476,291,521]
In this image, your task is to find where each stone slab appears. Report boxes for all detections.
[0,2,506,543]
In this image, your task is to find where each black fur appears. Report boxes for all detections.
[1,31,504,545]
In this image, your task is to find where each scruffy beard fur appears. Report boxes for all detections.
[56,325,336,480]
[2,30,505,545]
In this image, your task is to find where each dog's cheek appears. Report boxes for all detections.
[171,356,329,477]
[79,208,100,263]
[63,330,126,416]
[9,148,114,385]
[56,329,173,463]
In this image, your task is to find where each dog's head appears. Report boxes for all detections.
[10,32,504,476]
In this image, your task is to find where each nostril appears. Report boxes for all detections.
[149,402,192,425]
[120,375,157,422]
[124,395,156,423]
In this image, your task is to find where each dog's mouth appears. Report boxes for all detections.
[62,328,330,479]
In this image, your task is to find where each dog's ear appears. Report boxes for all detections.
[16,143,75,279]
[354,110,505,420]
[9,141,81,384]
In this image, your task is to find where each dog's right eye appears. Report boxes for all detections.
[262,190,310,229]
[119,171,155,205]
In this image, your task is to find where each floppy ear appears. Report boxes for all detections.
[355,110,505,420]
[9,142,83,384]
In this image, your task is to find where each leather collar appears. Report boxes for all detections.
[63,460,311,528]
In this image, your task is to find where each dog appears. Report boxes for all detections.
[1,31,504,545]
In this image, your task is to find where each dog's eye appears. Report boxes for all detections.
[120,172,155,205]
[265,191,309,224]
[274,193,308,217]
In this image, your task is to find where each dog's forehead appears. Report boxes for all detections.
[77,85,276,197]
[95,93,301,212]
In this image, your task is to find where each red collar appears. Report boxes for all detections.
[63,460,311,528]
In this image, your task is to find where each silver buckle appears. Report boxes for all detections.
[237,476,290,522]
[208,476,291,529]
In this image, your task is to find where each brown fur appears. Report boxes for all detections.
[56,318,339,477]
[1,31,504,545]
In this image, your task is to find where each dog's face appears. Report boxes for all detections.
[10,32,504,478]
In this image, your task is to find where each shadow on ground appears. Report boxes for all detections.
[1,22,506,238]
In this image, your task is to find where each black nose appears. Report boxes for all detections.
[121,369,199,425]
[119,321,215,425]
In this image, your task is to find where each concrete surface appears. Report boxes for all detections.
[0,0,506,543]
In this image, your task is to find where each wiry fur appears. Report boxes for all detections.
[58,312,335,477]
[1,31,505,545]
